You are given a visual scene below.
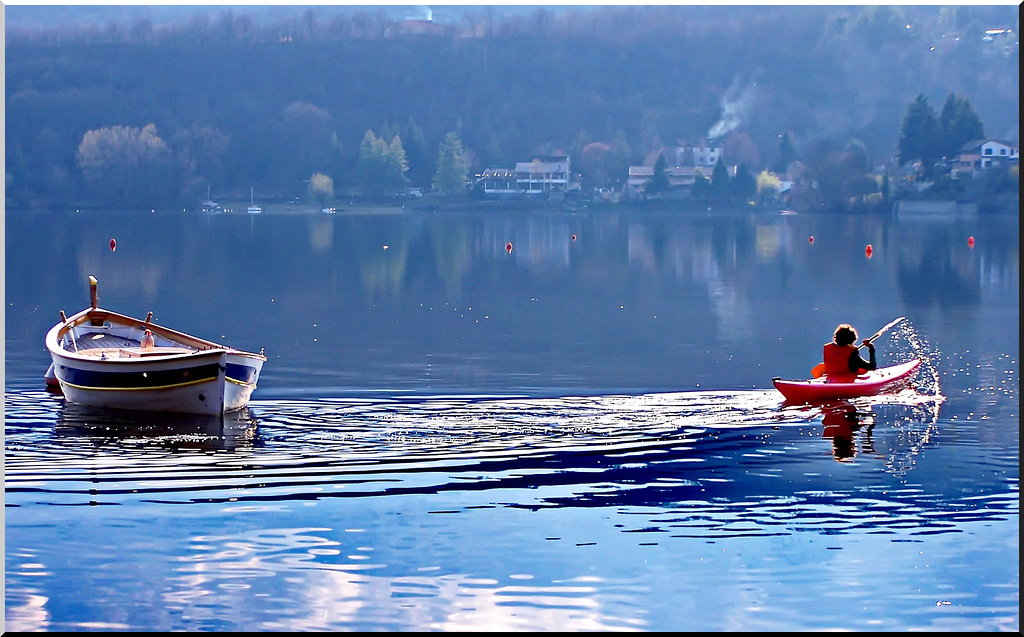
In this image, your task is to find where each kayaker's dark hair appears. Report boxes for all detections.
[834,324,857,346]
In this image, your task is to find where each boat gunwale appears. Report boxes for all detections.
[773,359,921,388]
[49,345,230,368]
[47,306,266,363]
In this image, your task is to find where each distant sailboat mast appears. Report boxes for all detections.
[248,186,262,214]
[201,184,221,213]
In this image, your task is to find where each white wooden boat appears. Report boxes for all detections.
[45,276,266,416]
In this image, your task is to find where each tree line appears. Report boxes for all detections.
[635,89,999,211]
[5,4,1018,210]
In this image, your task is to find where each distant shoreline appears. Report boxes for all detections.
[7,194,1017,217]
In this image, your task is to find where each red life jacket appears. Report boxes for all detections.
[823,342,863,377]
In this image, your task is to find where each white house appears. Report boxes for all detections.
[952,139,1019,178]
[673,140,722,168]
[476,156,575,198]
[515,156,571,194]
[625,140,731,199]
[624,165,654,199]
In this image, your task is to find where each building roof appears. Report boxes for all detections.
[959,138,1019,152]
[515,160,568,174]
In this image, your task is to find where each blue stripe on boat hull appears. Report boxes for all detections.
[226,362,260,386]
[56,362,223,390]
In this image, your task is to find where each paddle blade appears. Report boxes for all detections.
[811,363,827,378]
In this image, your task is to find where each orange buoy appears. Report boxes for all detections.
[506,242,513,253]
[865,244,873,258]
[808,236,814,244]
[109,238,117,251]
[968,236,975,248]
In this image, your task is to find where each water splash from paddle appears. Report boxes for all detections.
[900,322,942,392]
[875,320,942,396]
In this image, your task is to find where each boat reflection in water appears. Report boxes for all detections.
[819,400,876,462]
[55,402,260,451]
[782,392,943,471]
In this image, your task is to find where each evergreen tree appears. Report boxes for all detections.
[710,156,731,200]
[733,162,757,203]
[938,93,985,159]
[691,170,711,200]
[898,94,942,179]
[384,134,410,192]
[401,117,431,188]
[646,152,670,196]
[432,131,469,195]
[357,130,409,197]
[356,130,388,197]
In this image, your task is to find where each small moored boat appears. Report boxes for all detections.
[247,186,262,214]
[45,276,266,416]
[772,359,921,404]
[200,185,223,213]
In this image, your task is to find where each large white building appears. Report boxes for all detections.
[673,140,722,168]
[515,156,571,194]
[478,155,574,198]
[951,139,1019,179]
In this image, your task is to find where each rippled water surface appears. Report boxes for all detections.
[5,207,1019,631]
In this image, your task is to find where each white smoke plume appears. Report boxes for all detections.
[708,78,756,140]
[410,6,432,21]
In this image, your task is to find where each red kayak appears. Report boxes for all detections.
[773,359,921,403]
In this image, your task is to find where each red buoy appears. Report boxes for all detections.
[109,238,117,251]
[968,236,975,248]
[808,236,814,244]
[506,242,513,253]
[865,244,873,258]
[571,234,577,241]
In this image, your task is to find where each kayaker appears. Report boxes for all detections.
[823,324,877,376]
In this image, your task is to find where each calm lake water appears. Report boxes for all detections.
[4,205,1019,631]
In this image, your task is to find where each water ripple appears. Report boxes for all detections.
[8,387,1014,531]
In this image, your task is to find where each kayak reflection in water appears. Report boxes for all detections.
[823,323,877,377]
[821,402,876,462]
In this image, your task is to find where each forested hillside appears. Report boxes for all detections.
[5,4,1019,208]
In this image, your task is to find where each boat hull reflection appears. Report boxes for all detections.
[55,402,260,451]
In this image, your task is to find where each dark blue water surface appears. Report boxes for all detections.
[5,206,1018,631]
